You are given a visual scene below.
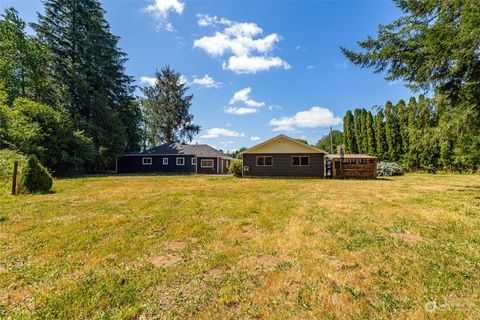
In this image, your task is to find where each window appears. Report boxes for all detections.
[142,157,152,165]
[292,156,309,166]
[176,157,185,166]
[256,156,272,166]
[201,159,214,168]
[192,158,197,165]
[162,158,168,165]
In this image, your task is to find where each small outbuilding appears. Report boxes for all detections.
[325,154,378,179]
[116,143,232,174]
[241,134,326,177]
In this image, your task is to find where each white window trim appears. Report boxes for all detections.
[176,157,185,166]
[200,159,214,168]
[142,157,152,165]
[192,158,197,165]
[291,156,310,166]
[162,158,168,165]
[256,156,273,166]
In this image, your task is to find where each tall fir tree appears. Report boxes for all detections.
[343,110,356,153]
[142,66,200,146]
[34,0,141,170]
[374,109,386,159]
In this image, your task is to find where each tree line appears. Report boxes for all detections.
[342,95,473,172]
[341,0,479,172]
[0,1,198,174]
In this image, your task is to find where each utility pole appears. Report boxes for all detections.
[330,126,333,154]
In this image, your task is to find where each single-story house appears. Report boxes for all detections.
[325,154,378,179]
[116,143,233,174]
[241,134,327,177]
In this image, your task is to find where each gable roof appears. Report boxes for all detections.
[241,134,327,154]
[124,143,232,158]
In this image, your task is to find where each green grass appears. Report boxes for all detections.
[1,174,479,319]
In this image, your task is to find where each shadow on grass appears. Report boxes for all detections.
[56,172,196,180]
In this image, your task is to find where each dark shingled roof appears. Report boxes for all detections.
[326,154,378,159]
[137,143,232,158]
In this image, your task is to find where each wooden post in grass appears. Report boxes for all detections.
[11,161,18,195]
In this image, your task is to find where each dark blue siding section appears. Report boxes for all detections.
[117,155,196,174]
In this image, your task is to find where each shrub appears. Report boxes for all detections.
[228,159,243,177]
[377,161,405,177]
[21,155,53,193]
[0,149,27,194]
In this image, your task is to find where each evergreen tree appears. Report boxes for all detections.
[360,108,368,153]
[397,99,409,157]
[343,110,356,153]
[315,130,343,153]
[374,109,386,159]
[341,0,480,171]
[142,66,200,146]
[365,111,375,155]
[385,101,401,161]
[353,108,363,154]
[34,0,141,170]
[405,97,419,169]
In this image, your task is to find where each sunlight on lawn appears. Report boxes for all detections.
[1,174,479,319]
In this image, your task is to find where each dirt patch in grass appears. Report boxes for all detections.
[390,232,423,245]
[164,241,187,251]
[320,253,346,268]
[241,254,289,270]
[204,268,223,277]
[149,254,182,268]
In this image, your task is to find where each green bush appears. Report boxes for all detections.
[377,161,405,177]
[228,159,243,177]
[21,155,53,193]
[0,149,27,194]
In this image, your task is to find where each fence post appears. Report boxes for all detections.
[11,161,18,195]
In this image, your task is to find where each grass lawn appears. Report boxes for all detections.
[1,174,479,319]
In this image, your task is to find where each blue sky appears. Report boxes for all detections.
[1,0,413,152]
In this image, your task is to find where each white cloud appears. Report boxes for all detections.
[224,55,291,74]
[145,0,184,31]
[224,107,258,115]
[269,107,342,132]
[229,87,264,107]
[225,87,265,115]
[200,128,245,139]
[197,14,232,27]
[140,76,156,86]
[307,65,315,69]
[194,17,290,74]
[268,105,282,111]
[250,136,261,141]
[192,74,222,88]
